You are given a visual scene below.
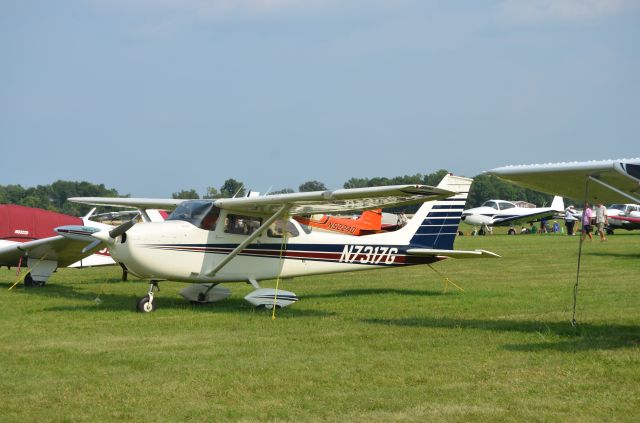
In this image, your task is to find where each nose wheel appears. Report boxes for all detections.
[136,281,159,313]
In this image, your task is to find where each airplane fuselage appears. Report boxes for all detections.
[108,220,441,284]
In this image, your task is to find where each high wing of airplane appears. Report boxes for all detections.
[488,158,640,204]
[0,205,115,286]
[61,174,499,313]
[461,196,564,227]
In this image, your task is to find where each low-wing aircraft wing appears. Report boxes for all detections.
[488,158,640,204]
[0,235,104,268]
[71,185,455,217]
[491,210,559,226]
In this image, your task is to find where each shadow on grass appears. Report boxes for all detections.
[583,251,640,259]
[363,317,640,351]
[1,282,334,317]
[303,288,450,299]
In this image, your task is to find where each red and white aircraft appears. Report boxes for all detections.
[0,205,115,286]
[59,174,499,312]
[0,205,168,287]
[606,203,640,232]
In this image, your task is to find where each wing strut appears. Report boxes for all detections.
[202,204,290,278]
[587,175,640,204]
[572,177,590,327]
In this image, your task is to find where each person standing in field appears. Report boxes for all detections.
[582,202,593,241]
[564,205,578,235]
[595,202,608,242]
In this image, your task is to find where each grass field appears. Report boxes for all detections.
[1,232,639,422]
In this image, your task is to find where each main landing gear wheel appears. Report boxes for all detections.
[23,273,46,288]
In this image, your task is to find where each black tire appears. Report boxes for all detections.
[136,295,156,313]
[23,273,46,288]
[508,228,516,235]
[606,228,614,235]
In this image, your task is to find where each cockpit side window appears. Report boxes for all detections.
[166,200,220,231]
[224,214,263,235]
[482,201,499,210]
[500,202,515,210]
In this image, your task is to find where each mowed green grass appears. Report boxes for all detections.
[1,233,639,422]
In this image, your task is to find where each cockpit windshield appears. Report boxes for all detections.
[482,201,499,210]
[167,200,220,230]
[609,204,626,211]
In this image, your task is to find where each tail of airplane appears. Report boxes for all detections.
[395,174,471,250]
[550,195,564,212]
[359,209,382,230]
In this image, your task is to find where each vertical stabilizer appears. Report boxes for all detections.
[550,196,564,212]
[397,174,471,250]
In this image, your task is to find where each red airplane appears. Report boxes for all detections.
[293,209,404,236]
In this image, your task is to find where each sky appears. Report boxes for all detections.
[1,0,639,197]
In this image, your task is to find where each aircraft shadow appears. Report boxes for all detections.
[1,282,334,317]
[303,288,450,300]
[363,317,640,351]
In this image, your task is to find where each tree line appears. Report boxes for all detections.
[1,171,552,216]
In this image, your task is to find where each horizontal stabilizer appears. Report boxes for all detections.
[407,248,500,259]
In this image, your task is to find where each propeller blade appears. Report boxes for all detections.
[108,218,137,239]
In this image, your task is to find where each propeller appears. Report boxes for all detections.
[109,218,137,239]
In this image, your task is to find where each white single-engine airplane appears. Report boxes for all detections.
[57,174,499,312]
[461,196,564,229]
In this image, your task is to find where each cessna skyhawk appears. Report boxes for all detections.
[57,174,498,312]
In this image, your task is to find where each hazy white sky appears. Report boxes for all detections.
[1,0,638,196]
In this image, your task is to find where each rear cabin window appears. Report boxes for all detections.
[225,214,263,235]
[267,220,300,238]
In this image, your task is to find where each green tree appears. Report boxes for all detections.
[203,186,222,199]
[172,189,200,199]
[299,181,327,192]
[220,179,245,198]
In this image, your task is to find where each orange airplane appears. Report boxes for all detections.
[294,209,403,236]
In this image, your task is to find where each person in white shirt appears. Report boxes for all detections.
[564,205,578,235]
[595,203,608,242]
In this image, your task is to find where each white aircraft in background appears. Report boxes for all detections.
[461,196,564,231]
[56,174,499,312]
